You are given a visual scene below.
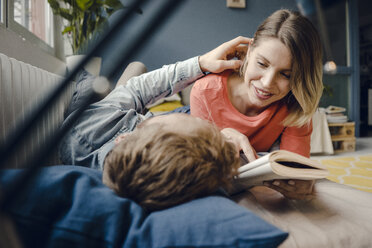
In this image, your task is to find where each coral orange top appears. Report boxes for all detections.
[190,71,312,157]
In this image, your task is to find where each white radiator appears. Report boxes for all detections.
[0,53,74,168]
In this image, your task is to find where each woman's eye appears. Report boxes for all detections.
[281,73,291,79]
[257,61,266,67]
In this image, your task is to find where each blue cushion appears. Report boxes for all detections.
[0,166,287,247]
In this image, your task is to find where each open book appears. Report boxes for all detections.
[229,150,329,194]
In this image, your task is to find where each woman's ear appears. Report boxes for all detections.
[246,41,253,58]
[240,48,251,76]
[247,38,254,56]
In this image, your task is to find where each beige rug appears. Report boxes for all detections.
[316,155,372,193]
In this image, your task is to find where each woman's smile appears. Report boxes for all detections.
[242,37,292,113]
[253,85,273,100]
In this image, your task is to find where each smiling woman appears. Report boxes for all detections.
[190,9,323,200]
[190,9,323,159]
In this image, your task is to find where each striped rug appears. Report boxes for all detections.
[317,155,372,193]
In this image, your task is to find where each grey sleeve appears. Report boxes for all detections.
[59,56,204,169]
[95,56,204,114]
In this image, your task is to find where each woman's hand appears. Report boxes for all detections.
[221,128,257,162]
[199,36,252,74]
[263,179,315,200]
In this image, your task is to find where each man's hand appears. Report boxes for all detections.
[263,179,315,200]
[199,36,252,74]
[221,127,257,162]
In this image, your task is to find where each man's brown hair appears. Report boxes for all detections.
[103,119,239,211]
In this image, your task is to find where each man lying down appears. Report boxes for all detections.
[59,37,310,211]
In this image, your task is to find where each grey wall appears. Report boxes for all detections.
[100,0,299,81]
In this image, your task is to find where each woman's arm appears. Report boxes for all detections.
[280,122,313,158]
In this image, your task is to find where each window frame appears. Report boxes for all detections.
[6,0,59,56]
[0,0,5,25]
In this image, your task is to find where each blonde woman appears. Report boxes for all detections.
[190,9,323,199]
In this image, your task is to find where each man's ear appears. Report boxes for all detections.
[114,133,129,145]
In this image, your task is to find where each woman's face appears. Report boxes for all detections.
[243,38,292,113]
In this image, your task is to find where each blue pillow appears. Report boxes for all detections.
[0,166,287,247]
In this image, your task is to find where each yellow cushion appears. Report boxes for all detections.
[148,101,183,113]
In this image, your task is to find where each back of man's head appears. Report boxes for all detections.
[103,121,239,211]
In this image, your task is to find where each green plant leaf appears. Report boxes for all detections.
[48,0,135,54]
[47,0,60,12]
[62,26,72,35]
[76,0,94,11]
[58,8,73,21]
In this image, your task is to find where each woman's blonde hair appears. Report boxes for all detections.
[103,119,239,211]
[241,9,323,127]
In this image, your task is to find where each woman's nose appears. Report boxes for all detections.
[261,70,276,88]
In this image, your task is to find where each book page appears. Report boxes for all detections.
[237,163,285,185]
[230,163,289,193]
[238,153,271,173]
[231,150,329,193]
